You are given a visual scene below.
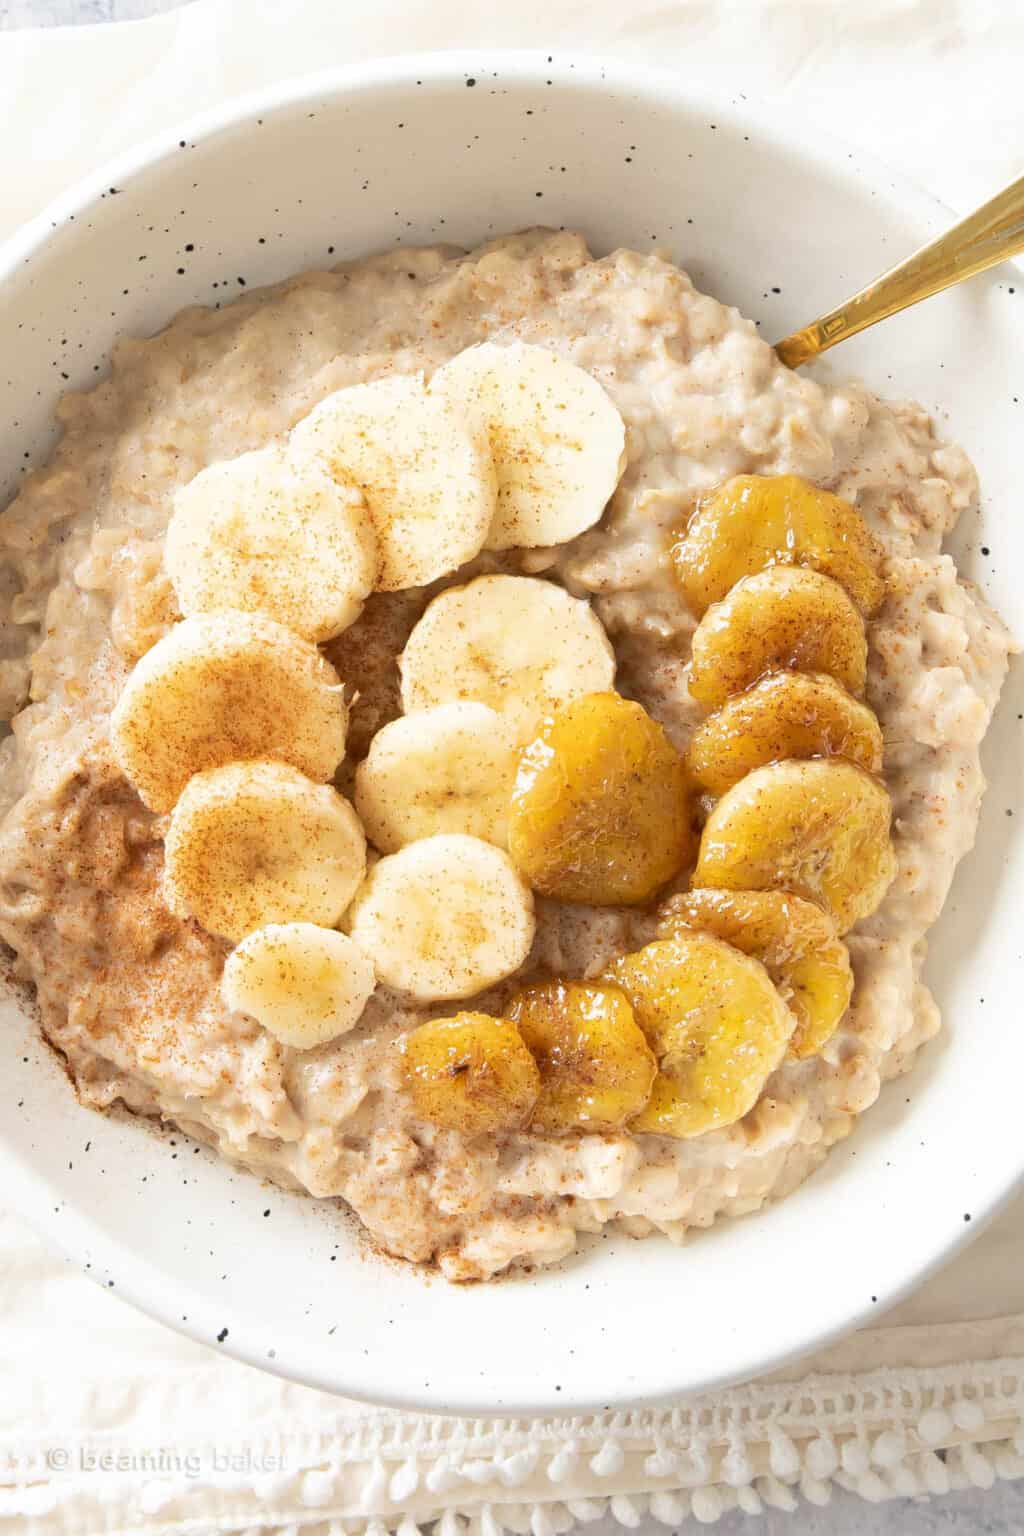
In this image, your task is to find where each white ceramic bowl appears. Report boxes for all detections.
[0,53,1020,1414]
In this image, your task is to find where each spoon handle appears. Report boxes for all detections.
[775,172,1024,368]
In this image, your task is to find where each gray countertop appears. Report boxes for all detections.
[1,0,1021,1531]
[1,0,178,21]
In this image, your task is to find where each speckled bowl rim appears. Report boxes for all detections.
[0,50,1021,1414]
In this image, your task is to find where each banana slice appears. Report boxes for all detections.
[399,574,616,741]
[688,566,867,709]
[290,374,496,591]
[110,610,347,812]
[658,888,853,1058]
[508,692,695,905]
[694,759,896,933]
[354,701,518,852]
[166,444,379,643]
[163,759,366,942]
[222,922,376,1049]
[433,341,627,550]
[686,670,884,797]
[506,979,656,1132]
[402,1012,540,1136]
[672,473,886,616]
[346,833,535,1002]
[603,933,795,1138]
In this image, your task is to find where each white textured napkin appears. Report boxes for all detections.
[2,2,1024,1532]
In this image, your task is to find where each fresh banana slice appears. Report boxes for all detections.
[686,670,884,797]
[290,373,496,591]
[163,759,366,942]
[346,833,535,1002]
[110,610,347,812]
[603,933,795,1138]
[688,566,868,709]
[508,691,694,905]
[165,444,379,643]
[506,979,656,1132]
[222,922,376,1049]
[658,888,853,1058]
[433,341,627,550]
[399,574,616,742]
[672,473,886,616]
[354,701,518,852]
[401,1012,540,1136]
[694,758,896,933]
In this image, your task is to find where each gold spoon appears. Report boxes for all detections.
[775,172,1024,368]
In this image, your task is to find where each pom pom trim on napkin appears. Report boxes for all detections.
[4,1353,1024,1532]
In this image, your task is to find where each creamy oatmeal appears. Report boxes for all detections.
[0,229,1011,1281]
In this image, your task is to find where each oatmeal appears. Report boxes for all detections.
[0,230,1011,1280]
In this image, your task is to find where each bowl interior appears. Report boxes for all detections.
[0,54,1021,1413]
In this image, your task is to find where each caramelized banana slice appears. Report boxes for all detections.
[686,670,883,797]
[603,934,794,1138]
[658,887,853,1058]
[508,692,694,906]
[401,1013,540,1136]
[694,759,896,933]
[507,980,656,1133]
[688,567,868,709]
[672,474,886,616]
